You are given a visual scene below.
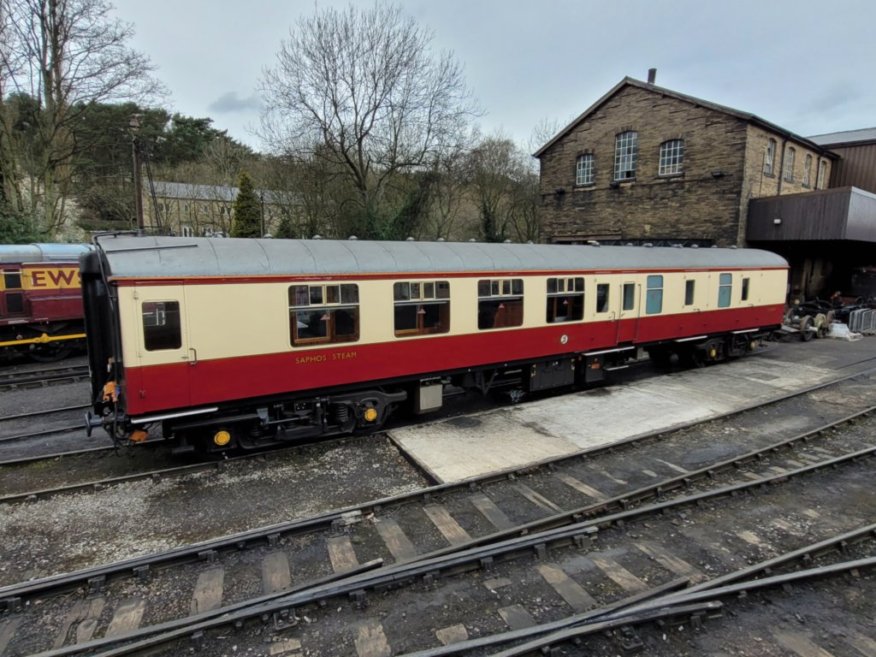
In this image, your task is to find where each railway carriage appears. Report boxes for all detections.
[1,243,91,360]
[81,235,788,451]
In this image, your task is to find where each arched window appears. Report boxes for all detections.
[658,139,684,176]
[575,153,594,186]
[803,154,812,187]
[783,147,796,182]
[816,160,827,189]
[764,139,776,175]
[614,131,638,181]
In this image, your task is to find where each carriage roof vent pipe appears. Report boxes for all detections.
[691,244,699,248]
[437,237,445,241]
[504,239,512,243]
[469,238,477,242]
[644,243,653,247]
[587,240,600,246]
[406,236,415,241]
[348,235,358,240]
[312,234,322,240]
[673,243,683,248]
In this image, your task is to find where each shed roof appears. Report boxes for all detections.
[95,236,787,279]
[808,127,876,147]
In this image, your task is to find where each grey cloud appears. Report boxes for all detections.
[208,92,263,114]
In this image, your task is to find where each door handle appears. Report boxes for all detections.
[188,347,198,365]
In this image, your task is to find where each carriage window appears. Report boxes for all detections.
[3,271,22,290]
[646,275,663,315]
[622,283,635,311]
[289,283,359,345]
[546,277,583,323]
[718,273,732,308]
[684,280,696,306]
[479,278,524,329]
[394,280,450,337]
[741,277,750,302]
[142,301,182,351]
[596,284,610,313]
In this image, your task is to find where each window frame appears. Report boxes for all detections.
[289,283,360,346]
[622,282,636,311]
[658,139,685,176]
[816,160,827,189]
[614,131,639,181]
[393,280,450,338]
[802,154,812,188]
[645,275,663,315]
[546,277,584,324]
[764,139,776,176]
[783,147,796,183]
[718,273,733,308]
[478,278,524,330]
[684,279,696,306]
[142,300,183,352]
[595,283,610,313]
[575,153,594,186]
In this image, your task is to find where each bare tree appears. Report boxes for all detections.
[0,0,160,235]
[466,135,535,242]
[260,2,478,239]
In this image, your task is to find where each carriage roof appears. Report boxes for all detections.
[94,236,788,279]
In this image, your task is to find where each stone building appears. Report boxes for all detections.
[535,76,836,247]
[142,181,292,237]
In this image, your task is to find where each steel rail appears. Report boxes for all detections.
[2,398,873,605]
[28,441,876,657]
[0,403,89,423]
[487,557,876,657]
[0,424,83,444]
[0,365,89,389]
[402,523,876,657]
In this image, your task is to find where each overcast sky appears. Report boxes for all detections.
[111,0,876,153]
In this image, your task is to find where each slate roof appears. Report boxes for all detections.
[533,77,836,159]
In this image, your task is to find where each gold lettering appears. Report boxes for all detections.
[332,350,357,361]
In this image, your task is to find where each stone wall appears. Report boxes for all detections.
[538,84,830,247]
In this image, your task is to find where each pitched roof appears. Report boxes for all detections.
[808,127,876,147]
[533,77,837,158]
[151,181,293,205]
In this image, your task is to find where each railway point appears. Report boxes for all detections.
[388,336,876,483]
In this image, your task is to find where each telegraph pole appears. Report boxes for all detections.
[130,114,144,232]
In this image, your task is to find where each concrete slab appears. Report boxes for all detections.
[388,340,874,483]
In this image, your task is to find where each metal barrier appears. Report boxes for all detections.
[848,309,876,335]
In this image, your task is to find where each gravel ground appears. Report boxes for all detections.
[0,435,428,585]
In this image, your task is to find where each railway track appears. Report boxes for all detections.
[1,390,874,656]
[0,364,90,391]
[1,363,873,504]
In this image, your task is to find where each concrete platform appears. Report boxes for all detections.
[388,338,876,484]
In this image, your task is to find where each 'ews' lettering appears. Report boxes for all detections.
[28,268,80,289]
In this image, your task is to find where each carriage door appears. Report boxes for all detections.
[616,281,639,343]
[134,285,192,409]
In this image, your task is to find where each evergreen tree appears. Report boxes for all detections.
[230,172,262,237]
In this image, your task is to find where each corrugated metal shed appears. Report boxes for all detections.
[96,236,787,279]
